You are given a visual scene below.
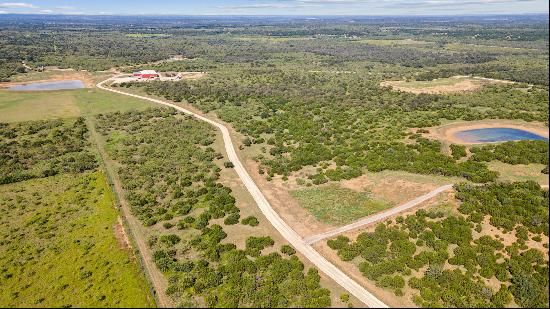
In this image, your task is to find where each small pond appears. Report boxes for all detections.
[454,128,549,143]
[6,80,85,91]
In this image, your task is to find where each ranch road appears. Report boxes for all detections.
[97,76,389,308]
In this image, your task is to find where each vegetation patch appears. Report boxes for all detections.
[328,181,549,308]
[0,90,80,122]
[136,69,546,184]
[0,88,154,123]
[291,184,391,225]
[0,171,155,307]
[0,118,97,185]
[97,108,333,307]
[486,161,548,184]
[470,140,549,165]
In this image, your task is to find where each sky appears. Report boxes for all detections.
[0,0,547,16]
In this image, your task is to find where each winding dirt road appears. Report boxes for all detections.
[97,77,389,308]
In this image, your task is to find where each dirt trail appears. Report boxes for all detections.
[86,118,174,308]
[97,76,389,308]
[304,184,454,244]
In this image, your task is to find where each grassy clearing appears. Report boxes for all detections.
[291,184,391,225]
[0,90,80,122]
[0,171,154,308]
[0,88,154,123]
[380,76,498,94]
[126,33,171,38]
[358,169,461,187]
[355,38,434,48]
[444,42,535,54]
[8,71,60,83]
[74,88,154,116]
[487,161,548,185]
[391,77,475,88]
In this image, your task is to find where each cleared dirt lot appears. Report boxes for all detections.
[381,75,514,94]
[110,72,205,84]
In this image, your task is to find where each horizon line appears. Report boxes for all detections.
[0,12,548,17]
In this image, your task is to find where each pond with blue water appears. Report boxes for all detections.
[454,128,549,143]
[6,80,85,91]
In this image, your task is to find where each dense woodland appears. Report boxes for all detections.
[91,15,548,184]
[133,71,547,183]
[96,108,332,307]
[0,15,548,84]
[470,140,549,165]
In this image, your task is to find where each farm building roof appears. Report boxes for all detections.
[134,70,159,75]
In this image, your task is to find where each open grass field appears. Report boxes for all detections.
[356,38,434,48]
[0,90,80,122]
[74,89,154,115]
[8,71,61,83]
[0,171,155,308]
[126,33,171,38]
[291,184,392,226]
[0,88,154,122]
[444,43,536,54]
[487,161,549,185]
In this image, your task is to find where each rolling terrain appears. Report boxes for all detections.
[0,14,548,308]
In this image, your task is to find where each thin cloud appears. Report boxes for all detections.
[0,2,38,8]
[297,0,533,2]
[218,3,320,9]
[55,6,77,11]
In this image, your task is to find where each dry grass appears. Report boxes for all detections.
[340,170,460,206]
[381,76,511,94]
[0,90,80,122]
[487,161,548,186]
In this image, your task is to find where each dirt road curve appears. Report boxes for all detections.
[97,77,389,308]
[305,184,454,245]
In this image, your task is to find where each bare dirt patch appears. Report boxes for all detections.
[381,76,513,94]
[178,71,206,79]
[113,216,132,250]
[245,160,335,237]
[423,120,549,145]
[340,170,458,206]
[111,71,206,84]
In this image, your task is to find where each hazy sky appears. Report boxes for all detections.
[0,0,548,15]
